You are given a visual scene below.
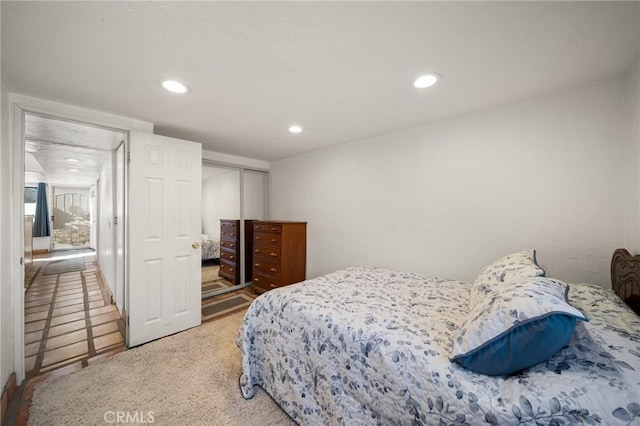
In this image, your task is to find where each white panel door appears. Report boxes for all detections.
[128,131,202,347]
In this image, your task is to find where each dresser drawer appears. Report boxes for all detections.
[253,246,280,260]
[253,259,281,278]
[220,229,238,241]
[219,239,237,250]
[252,273,282,291]
[219,261,237,283]
[220,249,238,264]
[253,223,282,234]
[220,221,237,230]
[254,232,281,248]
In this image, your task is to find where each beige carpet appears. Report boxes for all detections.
[29,311,294,426]
[202,264,221,282]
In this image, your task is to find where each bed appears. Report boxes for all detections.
[237,251,640,425]
[201,233,220,261]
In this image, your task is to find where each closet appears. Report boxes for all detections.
[201,165,267,298]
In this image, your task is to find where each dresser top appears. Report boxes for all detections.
[255,220,307,224]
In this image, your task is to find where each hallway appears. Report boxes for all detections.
[24,252,126,379]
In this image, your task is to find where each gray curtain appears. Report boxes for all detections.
[33,182,51,237]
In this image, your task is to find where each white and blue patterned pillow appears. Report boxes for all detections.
[471,249,545,306]
[451,277,587,376]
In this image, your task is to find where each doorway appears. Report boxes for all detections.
[22,112,128,378]
[51,187,91,250]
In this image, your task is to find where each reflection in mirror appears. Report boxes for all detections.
[200,164,269,322]
[201,166,240,297]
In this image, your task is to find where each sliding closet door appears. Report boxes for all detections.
[201,167,240,246]
[201,165,267,294]
[241,170,267,286]
[201,166,241,295]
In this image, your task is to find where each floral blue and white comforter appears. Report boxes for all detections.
[237,267,640,425]
[201,234,219,260]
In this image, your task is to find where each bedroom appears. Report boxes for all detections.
[0,1,639,425]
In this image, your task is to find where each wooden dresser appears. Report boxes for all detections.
[251,221,307,293]
[218,219,254,285]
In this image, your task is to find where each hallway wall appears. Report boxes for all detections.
[97,152,117,303]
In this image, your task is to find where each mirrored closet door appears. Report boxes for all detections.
[200,164,267,299]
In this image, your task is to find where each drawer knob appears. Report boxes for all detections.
[229,268,234,272]
[270,227,278,231]
[255,263,261,267]
[254,249,259,253]
[220,242,225,246]
[270,268,278,273]
[229,255,234,259]
[256,236,261,240]
[269,284,277,288]
[254,277,260,282]
[271,239,277,243]
[270,253,277,257]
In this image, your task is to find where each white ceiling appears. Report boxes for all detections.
[2,2,639,161]
[24,114,125,187]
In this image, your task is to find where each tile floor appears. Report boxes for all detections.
[23,253,126,379]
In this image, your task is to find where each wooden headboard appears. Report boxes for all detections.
[611,248,640,315]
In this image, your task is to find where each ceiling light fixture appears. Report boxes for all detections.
[65,158,79,162]
[413,73,440,89]
[162,80,190,94]
[288,125,303,134]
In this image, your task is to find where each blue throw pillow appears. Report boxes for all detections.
[451,277,587,376]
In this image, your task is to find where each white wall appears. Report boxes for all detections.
[270,76,633,287]
[115,144,125,313]
[0,78,14,388]
[243,170,267,221]
[625,58,640,253]
[97,152,116,297]
[32,237,50,251]
[201,171,240,238]
[89,185,97,249]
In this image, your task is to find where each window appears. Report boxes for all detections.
[24,186,37,216]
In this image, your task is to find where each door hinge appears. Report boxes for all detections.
[127,152,131,164]
[114,216,118,225]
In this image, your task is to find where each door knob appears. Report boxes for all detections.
[192,242,200,249]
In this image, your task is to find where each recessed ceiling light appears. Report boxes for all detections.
[162,80,190,94]
[68,169,78,172]
[65,158,79,162]
[413,74,440,89]
[288,125,303,134]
